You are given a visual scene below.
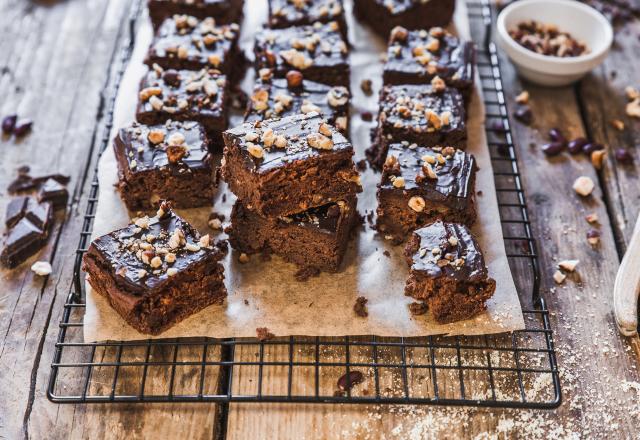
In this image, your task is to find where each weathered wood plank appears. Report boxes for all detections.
[579,12,640,253]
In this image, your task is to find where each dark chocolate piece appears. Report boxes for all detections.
[383,26,475,99]
[403,221,496,323]
[222,112,362,217]
[353,0,455,39]
[145,15,242,81]
[148,0,244,29]
[246,73,349,134]
[367,83,466,168]
[377,144,476,241]
[226,197,358,272]
[37,178,69,209]
[268,0,348,40]
[114,120,216,211]
[254,22,349,87]
[136,68,228,150]
[82,205,227,335]
[1,198,53,268]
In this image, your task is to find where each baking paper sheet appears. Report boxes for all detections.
[83,0,525,342]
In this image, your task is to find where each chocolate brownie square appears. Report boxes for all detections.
[268,0,348,40]
[145,15,242,80]
[82,204,227,335]
[114,120,216,211]
[254,22,349,87]
[1,197,53,268]
[222,112,362,217]
[383,26,475,99]
[136,67,228,149]
[148,0,244,30]
[227,196,357,272]
[246,70,350,134]
[353,0,455,39]
[367,83,466,168]
[377,144,476,242]
[404,221,496,323]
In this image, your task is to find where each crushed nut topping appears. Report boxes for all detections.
[408,196,426,212]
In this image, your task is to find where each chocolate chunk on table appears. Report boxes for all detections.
[114,120,216,211]
[268,0,348,40]
[383,26,476,100]
[377,144,476,242]
[403,221,495,323]
[227,197,358,273]
[145,15,242,81]
[353,0,455,39]
[148,0,244,30]
[254,22,349,87]
[136,68,228,150]
[37,178,69,209]
[246,73,350,134]
[1,197,53,268]
[222,112,362,217]
[367,83,466,168]
[82,204,227,335]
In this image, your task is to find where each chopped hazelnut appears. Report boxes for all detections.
[208,218,223,230]
[390,26,408,43]
[247,142,265,159]
[258,68,273,81]
[553,270,566,284]
[199,234,210,248]
[286,70,304,88]
[558,259,579,272]
[135,216,150,229]
[167,268,178,277]
[185,243,201,252]
[307,132,333,150]
[208,54,221,67]
[515,91,529,104]
[150,256,163,268]
[318,122,333,137]
[392,176,405,188]
[167,132,185,146]
[572,176,595,197]
[591,150,606,170]
[423,162,437,179]
[408,196,426,212]
[238,253,250,263]
[611,119,624,131]
[585,213,599,224]
[166,145,188,163]
[139,87,162,101]
[626,99,640,118]
[148,129,165,145]
[165,253,176,263]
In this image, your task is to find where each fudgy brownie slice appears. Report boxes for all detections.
[254,22,349,87]
[353,0,455,39]
[145,15,242,80]
[222,112,362,217]
[1,197,53,268]
[268,0,348,40]
[383,26,476,99]
[82,203,227,335]
[246,70,350,134]
[377,144,476,242]
[135,67,228,149]
[367,83,466,168]
[148,0,244,30]
[404,221,496,323]
[227,196,358,273]
[114,120,216,211]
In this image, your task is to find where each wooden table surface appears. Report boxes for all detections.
[1,0,640,438]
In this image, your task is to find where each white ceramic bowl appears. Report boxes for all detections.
[496,0,613,86]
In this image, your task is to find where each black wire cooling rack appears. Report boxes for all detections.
[47,0,561,409]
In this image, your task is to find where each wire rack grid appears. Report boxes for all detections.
[47,0,561,409]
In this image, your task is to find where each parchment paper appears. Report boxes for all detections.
[83,0,525,342]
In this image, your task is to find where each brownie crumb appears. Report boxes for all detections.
[244,299,249,306]
[360,79,373,96]
[383,250,390,257]
[354,296,368,317]
[294,266,320,282]
[361,111,373,122]
[409,302,428,316]
[256,327,275,341]
[356,159,368,171]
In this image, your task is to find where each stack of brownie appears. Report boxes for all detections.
[222,112,362,277]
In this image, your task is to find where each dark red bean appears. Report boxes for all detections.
[567,137,588,154]
[614,148,633,163]
[541,141,565,156]
[13,119,32,137]
[2,114,17,134]
[582,142,604,155]
[514,107,533,125]
[337,371,364,392]
[548,128,566,145]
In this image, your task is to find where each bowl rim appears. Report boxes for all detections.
[496,0,613,65]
